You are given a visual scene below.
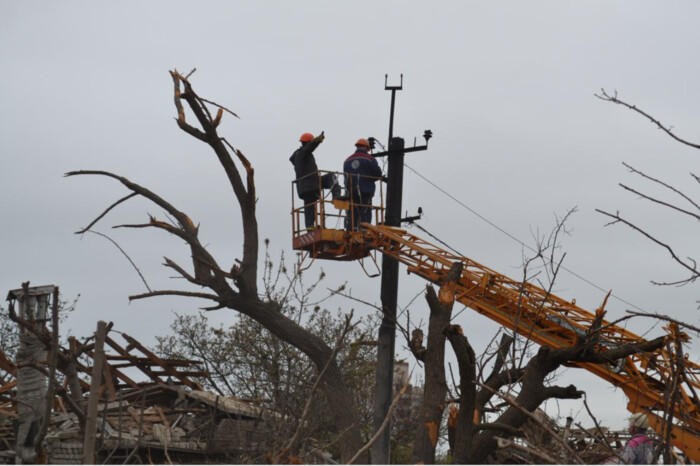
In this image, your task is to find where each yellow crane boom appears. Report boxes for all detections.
[360,224,700,460]
[291,174,700,460]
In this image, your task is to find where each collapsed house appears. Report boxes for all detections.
[1,284,271,464]
[41,383,269,465]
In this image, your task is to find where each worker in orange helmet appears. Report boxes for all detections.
[290,132,325,230]
[343,138,383,231]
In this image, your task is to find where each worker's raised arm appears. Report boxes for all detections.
[299,131,324,158]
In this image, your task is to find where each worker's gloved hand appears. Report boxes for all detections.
[382,176,389,183]
[314,131,325,143]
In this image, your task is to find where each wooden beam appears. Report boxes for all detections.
[82,321,106,464]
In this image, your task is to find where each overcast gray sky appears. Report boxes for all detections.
[2,1,699,430]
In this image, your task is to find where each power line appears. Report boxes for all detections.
[403,162,649,314]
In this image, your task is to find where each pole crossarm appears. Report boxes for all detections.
[357,223,700,460]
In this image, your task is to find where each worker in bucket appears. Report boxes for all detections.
[290,131,325,230]
[343,138,382,230]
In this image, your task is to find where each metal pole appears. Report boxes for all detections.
[385,74,402,143]
[371,137,405,464]
[388,90,396,142]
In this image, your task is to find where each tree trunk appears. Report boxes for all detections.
[410,263,462,464]
[445,325,477,464]
[242,300,365,463]
[71,73,368,464]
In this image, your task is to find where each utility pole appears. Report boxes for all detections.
[370,75,430,464]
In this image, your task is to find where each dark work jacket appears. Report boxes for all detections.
[289,139,322,196]
[344,149,382,195]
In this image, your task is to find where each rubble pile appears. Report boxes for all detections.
[41,384,268,464]
[492,408,635,464]
[0,326,269,464]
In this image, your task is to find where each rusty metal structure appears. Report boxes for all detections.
[291,182,700,462]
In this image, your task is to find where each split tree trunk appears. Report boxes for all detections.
[410,262,463,464]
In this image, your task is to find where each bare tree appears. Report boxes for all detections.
[405,212,667,464]
[594,89,700,463]
[446,317,664,463]
[595,89,700,287]
[67,70,365,463]
[155,249,379,462]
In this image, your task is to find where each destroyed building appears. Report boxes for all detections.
[1,284,276,464]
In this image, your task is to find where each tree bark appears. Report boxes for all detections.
[410,262,462,464]
[69,72,366,463]
[237,300,365,463]
[171,72,364,463]
[445,325,477,464]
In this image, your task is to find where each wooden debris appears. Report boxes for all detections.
[0,326,270,464]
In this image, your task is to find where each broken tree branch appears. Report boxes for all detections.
[75,192,138,234]
[85,231,152,292]
[128,290,221,302]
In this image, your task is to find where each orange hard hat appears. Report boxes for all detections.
[300,133,314,143]
[355,138,370,148]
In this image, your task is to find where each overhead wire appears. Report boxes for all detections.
[403,162,651,315]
